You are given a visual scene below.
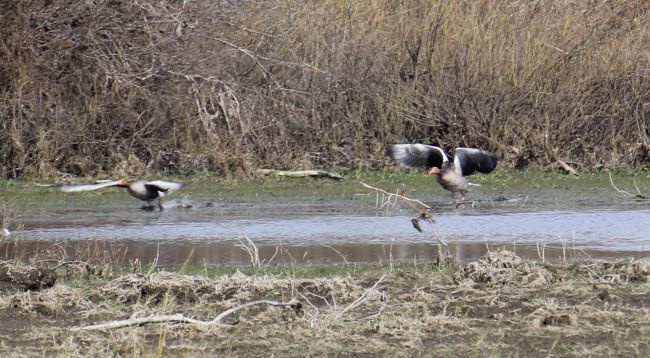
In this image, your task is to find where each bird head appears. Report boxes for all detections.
[115,179,130,187]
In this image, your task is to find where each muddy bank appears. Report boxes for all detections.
[1,250,649,356]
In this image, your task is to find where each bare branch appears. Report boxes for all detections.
[358,182,430,211]
[71,299,301,332]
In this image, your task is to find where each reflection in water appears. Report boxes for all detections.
[2,239,648,268]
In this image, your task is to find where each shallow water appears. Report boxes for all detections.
[2,175,650,265]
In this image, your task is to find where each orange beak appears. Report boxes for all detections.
[428,167,440,175]
[115,179,128,187]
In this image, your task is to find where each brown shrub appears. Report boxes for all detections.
[1,0,648,178]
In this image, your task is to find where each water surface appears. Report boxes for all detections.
[2,174,650,265]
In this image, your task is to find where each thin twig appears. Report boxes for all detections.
[608,171,635,198]
[335,274,385,319]
[319,243,350,267]
[433,232,449,249]
[358,182,430,210]
[212,299,299,323]
[632,170,647,198]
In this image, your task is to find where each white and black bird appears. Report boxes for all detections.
[387,144,498,205]
[58,179,183,210]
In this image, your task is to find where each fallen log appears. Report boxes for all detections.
[556,159,578,175]
[256,169,343,180]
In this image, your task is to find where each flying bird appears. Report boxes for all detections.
[387,144,498,205]
[58,179,183,210]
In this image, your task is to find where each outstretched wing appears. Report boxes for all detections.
[387,144,448,169]
[453,148,498,176]
[58,180,121,192]
[144,181,183,196]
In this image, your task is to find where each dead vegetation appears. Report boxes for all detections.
[1,250,649,356]
[571,258,650,283]
[1,0,649,178]
[457,248,555,286]
[0,261,56,291]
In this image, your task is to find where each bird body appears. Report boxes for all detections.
[59,179,183,210]
[388,144,498,204]
[435,161,469,194]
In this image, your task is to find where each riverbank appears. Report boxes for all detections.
[1,249,649,356]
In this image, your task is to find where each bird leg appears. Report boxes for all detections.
[141,201,157,211]
[158,197,164,211]
[455,193,465,208]
[455,193,478,209]
[455,194,479,209]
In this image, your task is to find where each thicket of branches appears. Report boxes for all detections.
[1,0,648,178]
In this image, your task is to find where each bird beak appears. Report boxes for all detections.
[428,167,440,175]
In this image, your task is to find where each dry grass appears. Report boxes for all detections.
[457,248,555,286]
[1,250,650,356]
[1,0,649,178]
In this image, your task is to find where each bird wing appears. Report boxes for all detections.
[387,144,448,169]
[58,180,121,192]
[453,148,498,176]
[144,181,183,196]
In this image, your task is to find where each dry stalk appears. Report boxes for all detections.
[236,236,261,268]
[1,204,12,238]
[536,241,547,263]
[319,243,350,267]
